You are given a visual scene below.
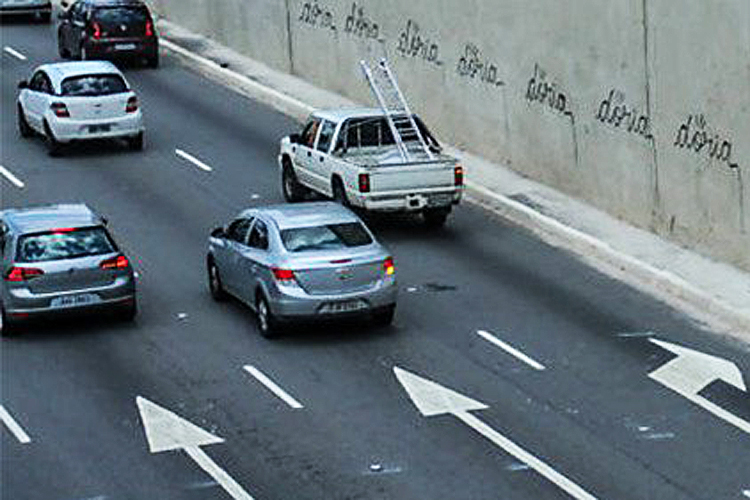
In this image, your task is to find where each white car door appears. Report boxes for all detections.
[309,119,336,194]
[294,117,321,189]
[22,71,52,132]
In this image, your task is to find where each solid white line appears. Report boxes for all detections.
[477,330,546,371]
[175,149,213,172]
[458,411,598,500]
[0,405,31,444]
[243,365,304,409]
[0,165,26,189]
[3,46,27,61]
[184,446,256,500]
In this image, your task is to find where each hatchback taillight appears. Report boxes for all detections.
[454,165,464,186]
[383,257,395,276]
[145,20,154,37]
[358,173,371,193]
[100,255,130,270]
[91,22,102,39]
[272,268,295,282]
[126,96,139,113]
[51,102,70,118]
[5,266,44,282]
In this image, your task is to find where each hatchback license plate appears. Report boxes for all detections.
[89,124,111,133]
[320,300,366,314]
[50,293,101,308]
[115,43,137,50]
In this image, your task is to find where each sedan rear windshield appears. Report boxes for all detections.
[92,6,148,27]
[16,227,117,263]
[281,223,373,252]
[61,74,128,96]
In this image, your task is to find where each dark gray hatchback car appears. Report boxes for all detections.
[0,204,136,335]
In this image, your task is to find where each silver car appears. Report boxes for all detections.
[207,202,397,337]
[0,204,136,335]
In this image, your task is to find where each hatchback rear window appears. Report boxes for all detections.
[61,74,128,96]
[281,223,373,252]
[92,6,148,26]
[16,227,117,263]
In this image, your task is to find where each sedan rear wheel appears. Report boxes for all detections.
[128,132,144,151]
[44,121,62,157]
[256,294,278,338]
[0,308,16,337]
[372,304,396,327]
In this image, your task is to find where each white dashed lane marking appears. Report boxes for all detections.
[477,329,546,371]
[243,365,304,409]
[175,148,213,172]
[3,46,27,61]
[0,165,26,189]
[0,404,32,444]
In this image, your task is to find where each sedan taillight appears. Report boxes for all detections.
[145,20,154,37]
[272,268,295,282]
[5,266,44,282]
[91,22,102,40]
[51,102,70,118]
[383,257,395,276]
[100,255,130,270]
[126,96,139,113]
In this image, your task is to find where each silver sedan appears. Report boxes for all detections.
[207,202,397,337]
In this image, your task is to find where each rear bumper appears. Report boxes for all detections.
[354,187,463,212]
[50,111,144,142]
[83,38,158,59]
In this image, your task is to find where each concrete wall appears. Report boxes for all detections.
[150,0,750,271]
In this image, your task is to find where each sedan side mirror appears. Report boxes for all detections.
[289,133,301,144]
[57,10,68,19]
[17,80,28,90]
[211,227,225,238]
[60,0,70,8]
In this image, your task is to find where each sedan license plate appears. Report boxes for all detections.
[50,293,101,309]
[89,124,111,133]
[320,300,366,314]
[115,43,137,50]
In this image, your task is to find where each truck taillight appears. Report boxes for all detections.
[358,173,370,193]
[5,266,44,282]
[454,165,464,186]
[51,102,70,118]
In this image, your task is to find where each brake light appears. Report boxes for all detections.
[454,165,464,186]
[51,102,70,118]
[5,266,44,282]
[272,268,295,282]
[358,173,370,193]
[383,257,395,276]
[126,96,139,113]
[145,20,154,37]
[100,255,130,270]
[92,22,102,39]
[51,227,75,233]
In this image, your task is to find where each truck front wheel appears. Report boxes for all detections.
[282,161,305,202]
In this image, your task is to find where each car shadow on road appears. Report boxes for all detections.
[4,312,136,342]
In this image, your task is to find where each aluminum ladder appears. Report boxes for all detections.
[359,58,434,161]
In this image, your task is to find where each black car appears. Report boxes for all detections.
[57,0,158,68]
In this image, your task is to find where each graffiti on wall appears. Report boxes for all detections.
[299,1,336,31]
[344,3,381,40]
[674,114,739,170]
[595,89,652,139]
[396,19,442,66]
[456,43,504,87]
[525,64,571,116]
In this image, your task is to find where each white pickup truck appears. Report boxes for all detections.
[278,108,463,227]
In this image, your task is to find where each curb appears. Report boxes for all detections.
[160,36,750,338]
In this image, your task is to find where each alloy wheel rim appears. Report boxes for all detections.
[258,301,268,331]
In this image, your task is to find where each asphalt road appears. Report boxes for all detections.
[1,16,749,500]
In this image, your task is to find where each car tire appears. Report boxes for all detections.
[128,132,144,151]
[0,308,17,338]
[332,177,350,207]
[117,299,138,322]
[80,44,88,61]
[18,106,34,138]
[146,53,159,69]
[282,162,305,202]
[423,207,450,228]
[208,260,227,302]
[372,304,396,327]
[38,11,51,23]
[256,294,278,338]
[44,121,63,157]
[58,29,69,58]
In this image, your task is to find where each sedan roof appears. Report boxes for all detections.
[241,202,361,230]
[1,204,102,235]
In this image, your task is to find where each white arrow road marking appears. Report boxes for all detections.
[0,165,26,189]
[742,489,750,498]
[136,396,255,500]
[243,365,304,409]
[175,149,213,172]
[477,330,546,371]
[394,367,598,500]
[0,404,31,444]
[649,339,750,435]
[3,46,27,61]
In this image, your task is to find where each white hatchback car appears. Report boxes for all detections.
[17,61,144,155]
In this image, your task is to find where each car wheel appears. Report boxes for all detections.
[80,44,88,61]
[372,304,396,327]
[208,261,227,302]
[44,121,63,157]
[38,11,51,23]
[18,106,34,138]
[117,299,138,322]
[256,294,278,338]
[423,207,450,228]
[128,132,144,151]
[332,177,350,207]
[0,307,17,338]
[146,53,159,69]
[282,162,304,202]
[58,29,69,58]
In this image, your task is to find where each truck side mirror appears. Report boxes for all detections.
[289,133,301,144]
[211,227,225,238]
[61,0,70,8]
[17,80,28,90]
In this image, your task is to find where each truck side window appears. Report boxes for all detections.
[316,120,335,153]
[301,118,321,148]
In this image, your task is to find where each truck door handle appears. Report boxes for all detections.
[319,156,324,162]
[307,151,311,157]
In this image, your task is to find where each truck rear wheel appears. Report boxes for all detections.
[423,207,450,228]
[332,177,350,207]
